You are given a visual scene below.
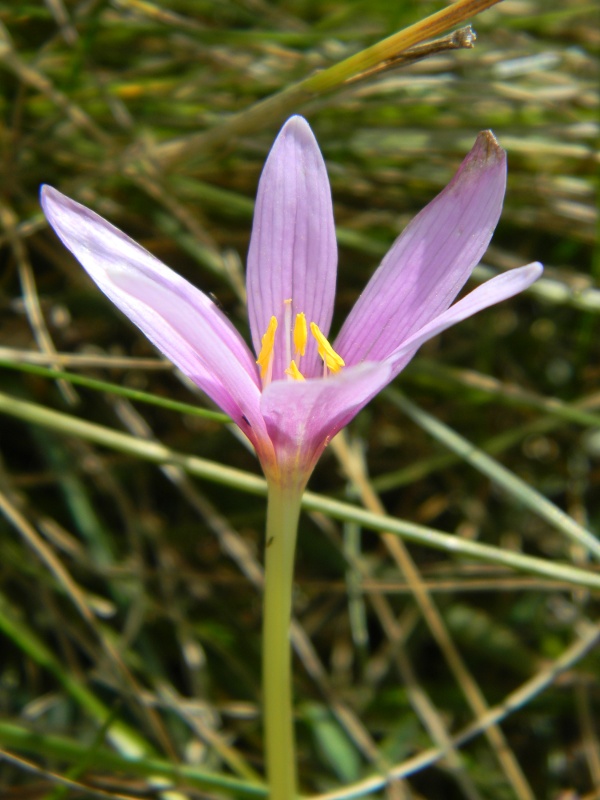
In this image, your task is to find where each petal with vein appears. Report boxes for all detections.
[261,362,391,476]
[386,263,544,375]
[335,131,507,364]
[247,116,337,380]
[41,186,265,433]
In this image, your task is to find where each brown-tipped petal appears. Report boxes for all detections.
[335,131,507,365]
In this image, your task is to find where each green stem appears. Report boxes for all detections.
[263,483,303,800]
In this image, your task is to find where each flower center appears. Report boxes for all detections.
[256,299,345,385]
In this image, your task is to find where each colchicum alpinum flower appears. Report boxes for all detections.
[41,116,542,491]
[42,116,543,799]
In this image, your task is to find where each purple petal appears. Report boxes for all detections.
[260,362,391,481]
[246,116,338,381]
[41,186,267,436]
[335,131,507,364]
[386,263,543,375]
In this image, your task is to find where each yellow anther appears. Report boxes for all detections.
[310,322,345,374]
[256,316,278,380]
[284,359,305,381]
[293,312,307,357]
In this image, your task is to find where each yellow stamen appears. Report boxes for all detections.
[256,316,278,380]
[293,313,307,357]
[284,359,305,381]
[310,322,345,373]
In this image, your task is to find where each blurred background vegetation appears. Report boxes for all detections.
[0,0,599,797]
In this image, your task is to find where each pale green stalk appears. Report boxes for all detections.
[263,483,304,800]
[148,0,503,169]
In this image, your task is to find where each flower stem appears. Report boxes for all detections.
[263,482,303,800]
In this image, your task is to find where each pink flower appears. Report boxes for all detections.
[41,117,541,489]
